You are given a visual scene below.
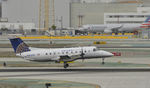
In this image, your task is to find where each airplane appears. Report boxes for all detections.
[9,38,114,68]
[79,16,150,33]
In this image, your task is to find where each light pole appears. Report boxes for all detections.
[39,0,42,34]
[58,16,63,29]
[44,0,49,31]
[60,16,63,29]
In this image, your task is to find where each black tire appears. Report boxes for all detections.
[102,62,105,65]
[64,63,69,69]
[64,65,67,69]
[66,64,69,67]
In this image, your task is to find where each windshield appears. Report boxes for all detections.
[93,48,98,51]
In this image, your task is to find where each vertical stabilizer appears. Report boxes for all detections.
[9,38,30,53]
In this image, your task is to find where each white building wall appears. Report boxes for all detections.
[0,23,35,30]
[2,0,39,26]
[54,0,70,28]
[70,3,137,27]
[137,7,150,13]
[104,13,150,24]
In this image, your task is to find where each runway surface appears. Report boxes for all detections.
[1,67,150,72]
[0,67,150,88]
[1,38,150,88]
[0,54,150,88]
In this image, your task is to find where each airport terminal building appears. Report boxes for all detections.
[1,0,150,29]
[104,13,150,24]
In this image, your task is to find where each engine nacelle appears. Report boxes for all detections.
[104,29,112,33]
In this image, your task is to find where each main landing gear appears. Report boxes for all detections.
[64,62,69,69]
[102,58,105,64]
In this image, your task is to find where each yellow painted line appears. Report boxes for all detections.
[96,85,101,88]
[0,78,8,80]
[60,61,74,63]
[20,36,128,40]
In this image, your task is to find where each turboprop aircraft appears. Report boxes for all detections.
[9,38,113,68]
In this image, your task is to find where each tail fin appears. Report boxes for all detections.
[140,16,150,28]
[144,16,150,23]
[9,38,30,53]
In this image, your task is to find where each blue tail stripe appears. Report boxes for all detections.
[144,16,150,22]
[9,38,30,53]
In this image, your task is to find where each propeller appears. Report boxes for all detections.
[80,47,85,62]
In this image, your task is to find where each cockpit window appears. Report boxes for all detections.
[93,48,97,51]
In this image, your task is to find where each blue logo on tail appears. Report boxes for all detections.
[9,38,30,53]
[144,16,150,23]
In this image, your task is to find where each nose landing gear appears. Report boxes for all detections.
[102,58,105,64]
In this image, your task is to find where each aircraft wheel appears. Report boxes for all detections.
[64,63,69,69]
[102,58,105,65]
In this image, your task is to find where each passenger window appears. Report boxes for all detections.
[54,52,55,55]
[49,53,51,55]
[46,53,48,55]
[75,51,78,53]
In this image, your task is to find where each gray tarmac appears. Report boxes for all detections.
[0,67,150,88]
[2,39,150,48]
[1,39,150,88]
[0,57,150,88]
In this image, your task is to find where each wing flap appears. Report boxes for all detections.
[59,54,81,62]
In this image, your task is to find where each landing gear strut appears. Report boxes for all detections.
[64,62,69,69]
[102,58,105,64]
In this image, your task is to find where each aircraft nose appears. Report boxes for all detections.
[106,52,114,57]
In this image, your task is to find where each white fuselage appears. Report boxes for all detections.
[80,24,141,33]
[17,46,113,62]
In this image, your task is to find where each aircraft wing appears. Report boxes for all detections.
[59,54,81,62]
[104,24,123,33]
